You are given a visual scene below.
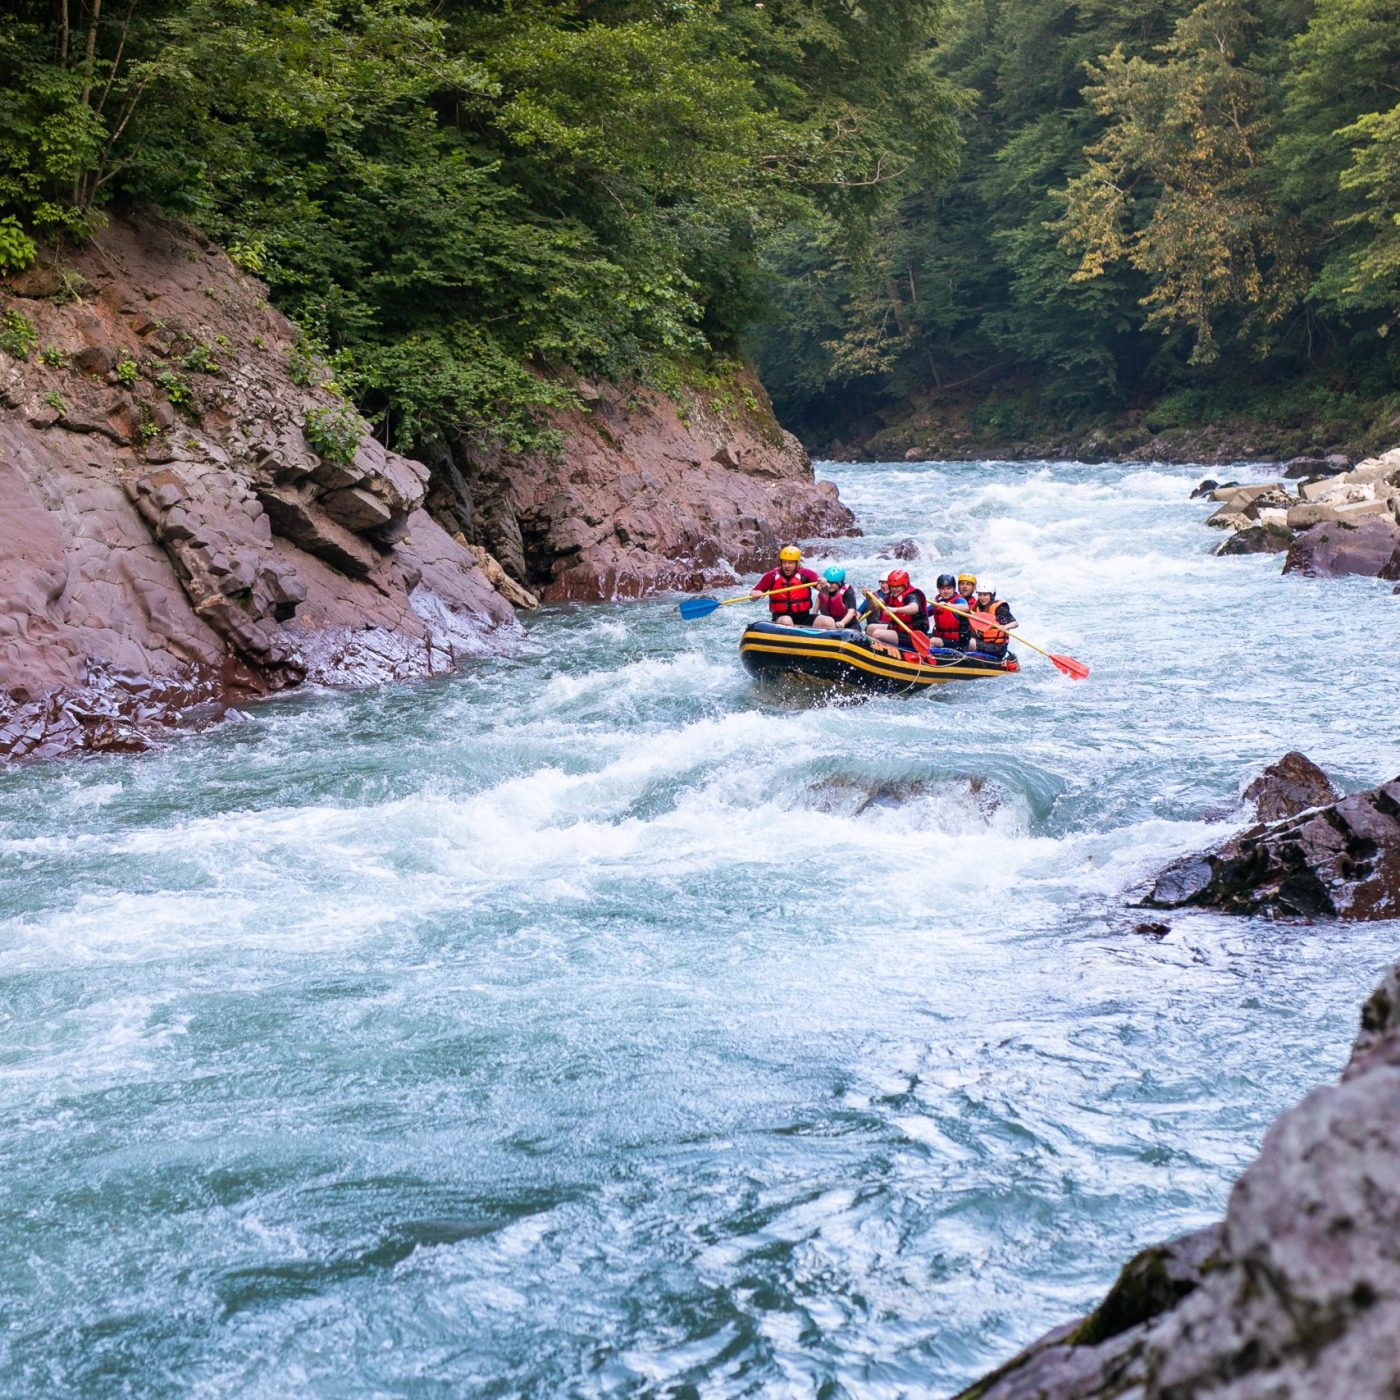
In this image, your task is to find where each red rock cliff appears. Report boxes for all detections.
[1,213,854,760]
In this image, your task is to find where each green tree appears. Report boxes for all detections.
[1057,0,1301,363]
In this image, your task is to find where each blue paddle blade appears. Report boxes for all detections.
[678,596,721,620]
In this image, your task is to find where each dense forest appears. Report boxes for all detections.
[751,0,1400,452]
[2,0,1397,457]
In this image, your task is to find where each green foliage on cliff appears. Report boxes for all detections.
[0,0,952,451]
[751,0,1400,444]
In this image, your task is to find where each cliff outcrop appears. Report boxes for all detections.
[956,956,1400,1400]
[1,212,518,759]
[444,372,856,602]
[1,213,849,759]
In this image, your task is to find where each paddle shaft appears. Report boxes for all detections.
[940,602,1088,678]
[726,579,818,606]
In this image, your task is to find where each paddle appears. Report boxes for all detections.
[862,590,933,660]
[941,602,1090,681]
[678,580,816,621]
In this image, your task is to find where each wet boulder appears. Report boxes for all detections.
[954,957,1400,1400]
[1283,518,1400,579]
[1214,523,1294,555]
[1143,775,1400,919]
[1243,751,1339,823]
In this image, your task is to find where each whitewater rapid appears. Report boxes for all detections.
[2,459,1397,1397]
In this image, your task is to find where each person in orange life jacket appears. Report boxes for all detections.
[751,545,819,626]
[969,585,1017,658]
[929,574,972,650]
[862,569,929,648]
[813,566,860,630]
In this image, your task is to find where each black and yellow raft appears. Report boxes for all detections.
[739,620,1017,692]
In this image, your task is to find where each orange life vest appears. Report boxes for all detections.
[973,598,1013,647]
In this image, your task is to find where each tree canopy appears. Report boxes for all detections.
[0,0,955,450]
[750,0,1400,445]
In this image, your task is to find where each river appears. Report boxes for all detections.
[2,459,1398,1397]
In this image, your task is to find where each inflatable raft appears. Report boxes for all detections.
[739,621,1017,692]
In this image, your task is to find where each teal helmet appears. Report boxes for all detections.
[823,566,846,584]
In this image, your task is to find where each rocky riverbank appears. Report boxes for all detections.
[0,213,850,761]
[955,953,1400,1400]
[1198,448,1400,582]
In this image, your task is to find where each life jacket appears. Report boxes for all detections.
[763,567,817,615]
[817,585,857,622]
[876,585,929,632]
[972,597,1013,646]
[930,593,968,647]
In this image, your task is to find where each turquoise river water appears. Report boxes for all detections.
[2,459,1398,1397]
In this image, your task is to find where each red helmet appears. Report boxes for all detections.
[886,569,911,589]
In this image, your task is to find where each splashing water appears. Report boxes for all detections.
[2,460,1397,1397]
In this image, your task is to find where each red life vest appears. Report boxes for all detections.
[817,585,857,622]
[758,567,817,615]
[930,593,968,647]
[877,585,929,632]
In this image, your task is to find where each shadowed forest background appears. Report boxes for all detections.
[3,0,1397,457]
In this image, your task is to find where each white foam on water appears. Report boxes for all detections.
[2,457,1398,1399]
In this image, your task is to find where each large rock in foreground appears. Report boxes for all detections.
[955,959,1400,1400]
[1144,776,1400,920]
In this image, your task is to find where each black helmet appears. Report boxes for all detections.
[936,573,956,588]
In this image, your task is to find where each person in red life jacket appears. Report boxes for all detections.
[929,574,972,650]
[751,545,819,626]
[862,569,929,648]
[969,585,1017,658]
[813,566,860,631]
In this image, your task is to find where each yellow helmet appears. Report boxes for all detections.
[779,545,802,562]
[957,572,976,593]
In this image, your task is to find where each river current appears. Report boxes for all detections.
[2,459,1398,1397]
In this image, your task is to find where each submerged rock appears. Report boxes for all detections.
[955,958,1400,1399]
[1143,774,1400,919]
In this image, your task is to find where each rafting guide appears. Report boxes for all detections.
[679,545,1089,688]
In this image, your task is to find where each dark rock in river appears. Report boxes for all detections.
[1214,522,1294,555]
[1283,454,1350,480]
[878,538,921,561]
[1283,517,1400,579]
[1244,750,1339,823]
[1189,479,1220,499]
[1143,775,1400,919]
[954,957,1400,1400]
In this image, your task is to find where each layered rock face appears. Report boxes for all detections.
[447,376,856,602]
[956,958,1400,1400]
[0,213,521,758]
[2,213,849,759]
